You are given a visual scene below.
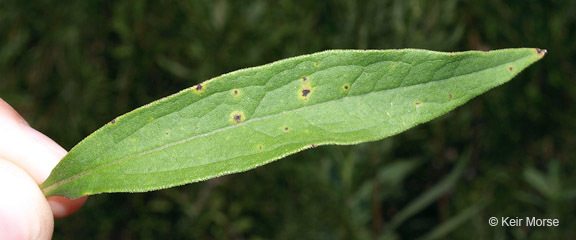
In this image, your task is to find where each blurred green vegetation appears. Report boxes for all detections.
[1,0,575,239]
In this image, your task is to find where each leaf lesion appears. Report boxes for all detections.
[414,101,424,108]
[299,86,312,101]
[230,111,246,124]
[192,83,205,94]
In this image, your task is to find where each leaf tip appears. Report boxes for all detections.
[535,48,547,58]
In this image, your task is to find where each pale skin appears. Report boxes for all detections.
[0,99,87,240]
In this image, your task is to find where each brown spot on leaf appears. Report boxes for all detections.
[415,101,423,107]
[343,84,350,90]
[110,118,116,124]
[192,83,205,94]
[299,86,312,100]
[302,76,307,82]
[448,93,453,99]
[230,111,245,124]
[258,145,263,150]
[508,66,514,72]
[310,144,318,148]
[284,127,289,131]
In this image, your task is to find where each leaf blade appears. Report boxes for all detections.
[41,48,546,198]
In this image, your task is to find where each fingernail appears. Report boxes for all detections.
[47,200,67,218]
[47,196,88,219]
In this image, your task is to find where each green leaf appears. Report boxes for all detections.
[41,48,546,199]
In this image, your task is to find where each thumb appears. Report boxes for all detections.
[0,98,87,218]
[0,158,54,240]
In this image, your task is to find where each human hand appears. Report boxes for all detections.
[0,99,87,239]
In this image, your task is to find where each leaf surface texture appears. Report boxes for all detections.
[41,48,546,198]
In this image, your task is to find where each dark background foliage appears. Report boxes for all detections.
[1,0,575,239]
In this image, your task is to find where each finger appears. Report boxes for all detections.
[0,158,53,240]
[0,98,87,218]
[48,196,88,219]
[0,99,65,183]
